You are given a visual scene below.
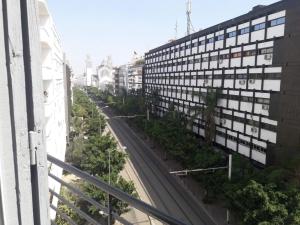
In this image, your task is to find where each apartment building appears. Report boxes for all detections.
[38,0,68,219]
[144,0,300,165]
[128,57,144,92]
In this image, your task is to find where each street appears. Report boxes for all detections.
[101,105,218,225]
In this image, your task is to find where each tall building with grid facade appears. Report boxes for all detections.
[144,0,300,165]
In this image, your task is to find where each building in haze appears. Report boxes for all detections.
[128,53,144,92]
[96,56,115,93]
[85,55,93,86]
[114,64,129,95]
[144,0,300,165]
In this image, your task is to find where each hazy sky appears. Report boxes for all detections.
[48,0,279,74]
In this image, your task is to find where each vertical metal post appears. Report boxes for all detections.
[227,154,232,224]
[107,194,112,225]
[107,147,112,225]
[146,108,150,121]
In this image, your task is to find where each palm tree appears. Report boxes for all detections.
[188,87,220,146]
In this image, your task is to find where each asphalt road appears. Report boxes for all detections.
[100,105,218,225]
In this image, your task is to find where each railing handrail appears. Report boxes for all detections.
[48,154,188,225]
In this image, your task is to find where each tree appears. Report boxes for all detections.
[232,180,288,225]
[188,87,220,146]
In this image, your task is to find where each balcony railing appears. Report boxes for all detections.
[48,154,188,225]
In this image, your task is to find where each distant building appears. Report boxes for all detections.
[38,0,67,219]
[128,54,144,92]
[114,64,129,95]
[85,55,93,86]
[144,0,300,165]
[96,56,115,93]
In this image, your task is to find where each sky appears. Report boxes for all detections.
[48,0,279,75]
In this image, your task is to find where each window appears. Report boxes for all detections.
[231,52,242,58]
[270,17,285,27]
[253,22,266,31]
[243,50,256,57]
[240,27,250,35]
[199,40,206,45]
[207,37,214,43]
[192,42,198,48]
[259,47,273,54]
[202,57,209,62]
[219,54,230,60]
[194,59,201,63]
[237,74,247,79]
[210,56,218,61]
[227,31,237,38]
[216,34,224,41]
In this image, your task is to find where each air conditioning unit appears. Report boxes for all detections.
[264,54,273,60]
[204,79,209,84]
[251,127,258,133]
[249,79,255,84]
[221,119,226,125]
[262,104,269,110]
[239,80,246,85]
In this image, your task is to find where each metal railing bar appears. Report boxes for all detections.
[49,189,102,225]
[48,154,187,225]
[50,204,77,225]
[48,173,132,225]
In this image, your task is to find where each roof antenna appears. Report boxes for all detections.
[186,0,192,35]
[174,20,178,39]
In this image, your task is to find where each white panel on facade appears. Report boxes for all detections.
[240,102,253,112]
[265,67,282,73]
[251,30,265,42]
[249,68,263,73]
[248,79,262,90]
[252,16,266,25]
[224,79,234,88]
[231,58,241,67]
[268,10,286,20]
[210,61,218,69]
[215,41,224,49]
[243,56,255,66]
[267,25,285,39]
[264,80,281,91]
[226,37,236,47]
[257,55,272,66]
[227,140,237,151]
[258,41,273,48]
[252,150,266,164]
[261,129,277,143]
[254,104,269,116]
[216,136,226,146]
[206,43,214,51]
[233,121,244,132]
[238,22,250,29]
[227,26,236,32]
[238,35,250,45]
[238,144,250,157]
[213,79,222,87]
[261,118,278,126]
[246,125,259,138]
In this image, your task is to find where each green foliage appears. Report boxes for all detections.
[93,88,300,225]
[57,88,137,224]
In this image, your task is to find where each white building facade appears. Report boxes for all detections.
[128,55,144,92]
[38,0,67,219]
[96,56,115,92]
[144,0,300,165]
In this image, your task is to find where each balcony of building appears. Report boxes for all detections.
[47,155,187,225]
